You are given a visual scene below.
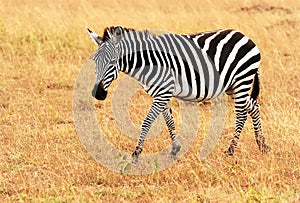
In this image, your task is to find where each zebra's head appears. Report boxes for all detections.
[87,27,123,100]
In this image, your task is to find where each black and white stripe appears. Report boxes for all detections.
[87,26,270,162]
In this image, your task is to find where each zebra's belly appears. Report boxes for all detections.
[172,79,224,102]
[173,88,201,101]
[174,94,211,103]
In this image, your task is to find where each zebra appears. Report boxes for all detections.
[87,26,270,163]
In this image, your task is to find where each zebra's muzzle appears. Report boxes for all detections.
[92,82,107,100]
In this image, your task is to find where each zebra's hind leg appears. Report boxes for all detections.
[225,96,248,156]
[248,98,271,154]
[162,104,181,159]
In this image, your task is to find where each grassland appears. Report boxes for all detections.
[1,0,300,202]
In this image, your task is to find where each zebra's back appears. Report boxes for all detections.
[159,29,261,101]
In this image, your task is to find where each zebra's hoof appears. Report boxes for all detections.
[132,146,143,164]
[224,148,234,156]
[170,143,181,159]
[260,144,271,154]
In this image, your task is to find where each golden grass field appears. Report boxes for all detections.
[1,0,300,202]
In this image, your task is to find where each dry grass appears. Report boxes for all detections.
[1,0,300,202]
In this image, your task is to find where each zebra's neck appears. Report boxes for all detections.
[115,29,176,96]
[117,30,163,78]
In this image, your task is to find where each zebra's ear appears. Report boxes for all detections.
[112,26,123,44]
[87,28,103,46]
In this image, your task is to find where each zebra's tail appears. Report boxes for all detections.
[251,71,260,100]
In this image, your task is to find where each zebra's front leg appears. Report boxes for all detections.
[162,104,181,159]
[132,99,169,163]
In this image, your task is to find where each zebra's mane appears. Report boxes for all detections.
[102,26,161,42]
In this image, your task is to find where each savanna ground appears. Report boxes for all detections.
[1,0,300,202]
